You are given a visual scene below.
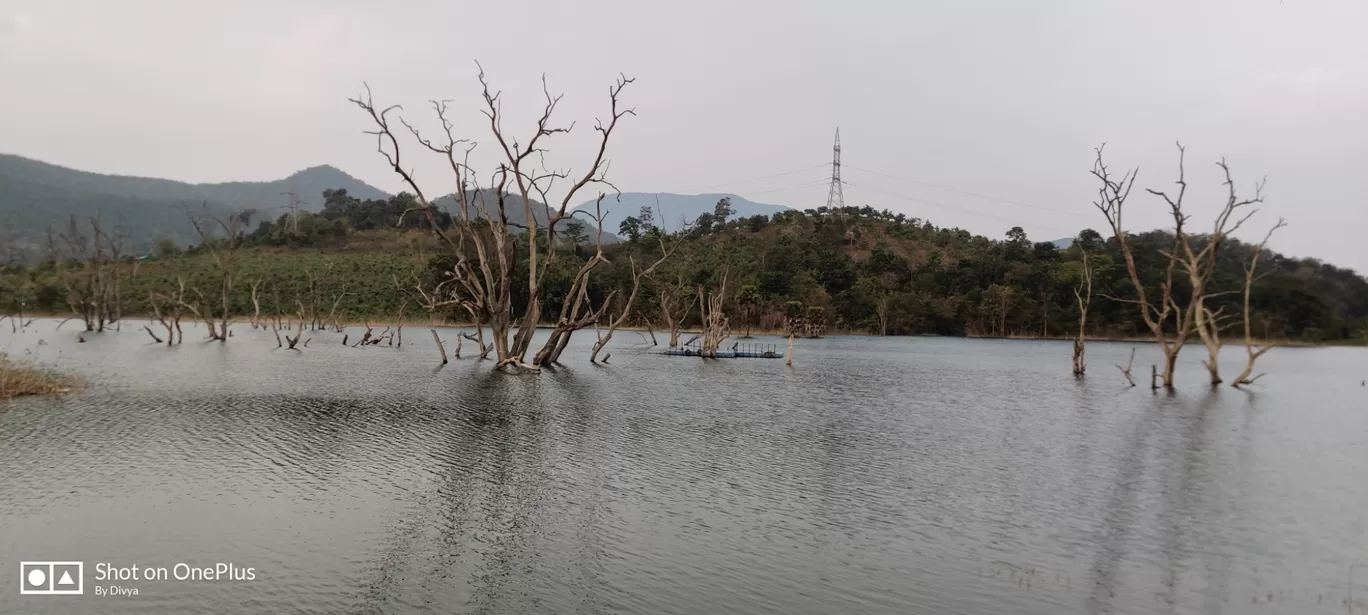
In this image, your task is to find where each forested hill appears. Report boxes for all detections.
[4,201,1364,343]
[0,153,388,257]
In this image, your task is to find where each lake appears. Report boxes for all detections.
[2,319,1366,614]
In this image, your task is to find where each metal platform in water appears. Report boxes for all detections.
[662,342,785,359]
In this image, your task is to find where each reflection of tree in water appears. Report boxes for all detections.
[1084,393,1164,615]
[353,371,556,614]
[457,372,551,615]
[548,368,611,615]
[1152,390,1222,612]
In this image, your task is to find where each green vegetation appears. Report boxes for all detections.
[2,197,1364,343]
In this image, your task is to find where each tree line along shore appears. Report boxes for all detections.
[2,200,1363,348]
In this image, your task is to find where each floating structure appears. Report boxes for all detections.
[662,341,785,359]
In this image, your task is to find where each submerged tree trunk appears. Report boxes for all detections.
[431,329,448,365]
[1233,219,1286,386]
[697,273,730,357]
[1194,304,1224,386]
[1072,250,1092,376]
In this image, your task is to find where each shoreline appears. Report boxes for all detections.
[6,313,1360,349]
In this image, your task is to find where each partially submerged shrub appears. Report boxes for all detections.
[0,352,79,398]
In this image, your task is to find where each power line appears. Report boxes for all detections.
[692,162,830,192]
[843,164,1089,218]
[748,178,831,195]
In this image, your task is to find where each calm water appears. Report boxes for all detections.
[1,319,1366,614]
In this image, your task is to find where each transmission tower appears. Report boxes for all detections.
[824,127,845,216]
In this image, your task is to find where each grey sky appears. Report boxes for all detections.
[2,0,1364,271]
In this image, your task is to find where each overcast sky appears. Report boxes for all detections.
[2,0,1364,271]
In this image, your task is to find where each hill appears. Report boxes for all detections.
[571,192,792,234]
[0,154,387,211]
[0,153,388,258]
[435,191,620,243]
[4,205,1363,344]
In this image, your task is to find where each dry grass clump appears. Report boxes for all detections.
[0,352,79,398]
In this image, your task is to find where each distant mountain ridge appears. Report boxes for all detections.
[0,154,388,212]
[0,153,390,258]
[571,192,794,233]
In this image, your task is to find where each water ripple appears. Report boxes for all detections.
[1,320,1366,614]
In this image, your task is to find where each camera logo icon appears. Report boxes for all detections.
[19,562,83,595]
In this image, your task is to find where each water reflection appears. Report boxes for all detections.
[1,321,1365,614]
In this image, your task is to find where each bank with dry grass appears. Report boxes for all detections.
[0,353,79,398]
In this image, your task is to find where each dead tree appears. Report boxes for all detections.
[300,263,339,330]
[641,317,658,346]
[351,65,636,372]
[353,321,375,347]
[784,309,804,367]
[697,273,731,356]
[249,279,264,328]
[431,329,448,364]
[52,215,125,332]
[272,313,285,348]
[1174,156,1265,386]
[278,301,306,350]
[1072,250,1092,375]
[325,286,349,332]
[461,332,485,358]
[658,283,696,348]
[185,206,245,342]
[590,211,690,363]
[1090,144,1186,388]
[148,279,189,346]
[1115,348,1136,386]
[530,199,618,367]
[802,306,827,339]
[285,316,305,350]
[395,301,407,347]
[1233,219,1286,386]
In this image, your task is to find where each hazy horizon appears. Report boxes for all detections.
[2,0,1364,271]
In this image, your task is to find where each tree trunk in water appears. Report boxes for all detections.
[1072,302,1087,376]
[1193,303,1223,386]
[785,334,794,367]
[430,329,448,365]
[590,330,613,363]
[1203,348,1222,386]
[1161,349,1178,389]
[549,328,574,363]
[1232,220,1284,387]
